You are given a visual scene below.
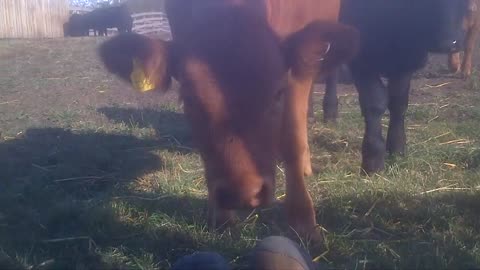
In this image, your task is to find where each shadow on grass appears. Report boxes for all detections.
[0,128,163,197]
[4,128,477,269]
[97,107,194,153]
[0,129,184,269]
[0,128,222,269]
[315,191,480,269]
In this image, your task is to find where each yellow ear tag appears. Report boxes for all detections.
[130,58,156,92]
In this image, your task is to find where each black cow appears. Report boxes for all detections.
[86,5,133,36]
[64,13,89,37]
[317,0,469,174]
[64,5,133,37]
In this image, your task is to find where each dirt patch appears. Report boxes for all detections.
[0,37,180,138]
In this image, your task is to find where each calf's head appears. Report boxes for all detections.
[99,21,358,211]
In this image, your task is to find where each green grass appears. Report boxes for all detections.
[1,38,480,269]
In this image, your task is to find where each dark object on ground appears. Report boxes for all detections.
[171,236,318,270]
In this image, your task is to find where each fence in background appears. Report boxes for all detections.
[0,0,69,38]
[67,8,171,38]
[131,12,171,38]
[69,6,92,15]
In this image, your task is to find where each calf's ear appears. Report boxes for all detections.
[98,33,172,92]
[284,21,360,79]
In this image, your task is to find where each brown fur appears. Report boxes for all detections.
[99,0,359,242]
[98,33,172,91]
[449,0,480,77]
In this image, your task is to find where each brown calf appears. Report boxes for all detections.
[99,0,358,241]
[449,0,480,77]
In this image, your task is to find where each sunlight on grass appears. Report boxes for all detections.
[0,38,479,270]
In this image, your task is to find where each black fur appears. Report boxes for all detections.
[321,0,469,173]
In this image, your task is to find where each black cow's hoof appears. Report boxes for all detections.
[322,115,338,124]
[322,103,339,124]
[361,157,385,175]
[386,133,406,155]
[386,142,406,156]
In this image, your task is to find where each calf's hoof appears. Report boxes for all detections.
[448,53,461,73]
[462,68,472,79]
[207,209,238,232]
[286,202,321,244]
[450,65,461,74]
[287,222,323,245]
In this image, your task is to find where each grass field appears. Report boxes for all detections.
[1,37,480,270]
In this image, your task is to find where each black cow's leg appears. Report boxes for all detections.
[352,69,388,174]
[386,72,412,155]
[323,68,339,123]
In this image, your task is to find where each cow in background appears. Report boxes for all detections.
[63,13,89,37]
[98,0,359,241]
[85,5,133,36]
[64,5,133,37]
[448,0,480,77]
[318,0,468,174]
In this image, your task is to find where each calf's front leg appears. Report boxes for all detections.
[462,23,480,77]
[448,52,462,73]
[282,73,318,241]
